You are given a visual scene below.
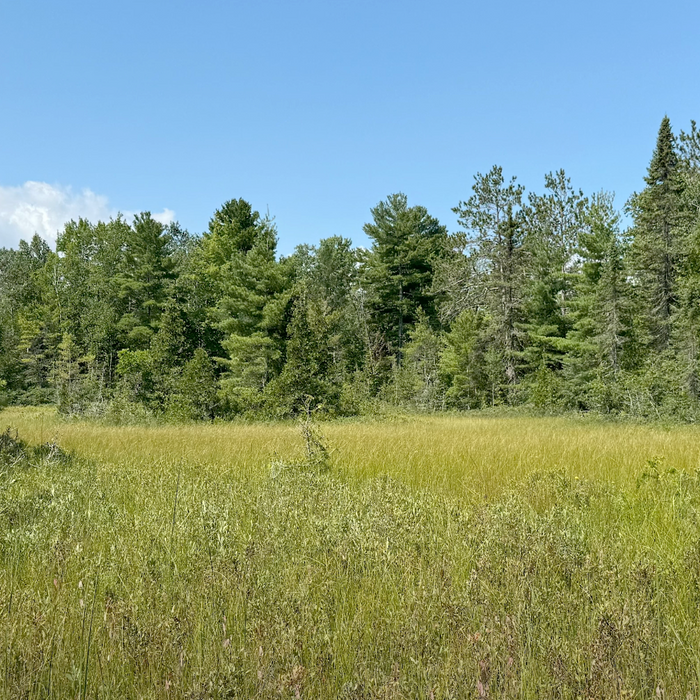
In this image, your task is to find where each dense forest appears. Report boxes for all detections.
[2,117,700,420]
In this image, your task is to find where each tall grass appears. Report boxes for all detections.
[2,408,700,697]
[4,407,700,496]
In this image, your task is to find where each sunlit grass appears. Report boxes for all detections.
[3,407,700,697]
[4,406,700,496]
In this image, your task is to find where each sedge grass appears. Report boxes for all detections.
[3,406,700,497]
[2,407,700,697]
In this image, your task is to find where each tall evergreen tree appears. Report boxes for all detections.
[565,193,634,409]
[627,116,683,351]
[363,193,448,362]
[205,200,294,413]
[117,213,175,348]
[521,171,587,374]
[452,166,526,388]
[674,121,700,399]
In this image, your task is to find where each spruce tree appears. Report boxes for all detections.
[627,116,682,351]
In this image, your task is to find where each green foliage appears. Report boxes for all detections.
[205,197,262,261]
[262,283,340,417]
[114,348,155,406]
[521,170,587,376]
[3,118,700,420]
[440,309,490,408]
[627,116,683,351]
[560,193,636,410]
[363,193,448,358]
[116,212,175,348]
[207,201,295,416]
[380,313,444,410]
[452,167,526,386]
[53,333,102,415]
[167,348,218,421]
[218,333,280,414]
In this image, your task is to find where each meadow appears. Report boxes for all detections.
[3,407,700,698]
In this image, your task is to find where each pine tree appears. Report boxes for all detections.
[117,213,175,348]
[363,194,448,362]
[674,122,700,400]
[214,211,289,339]
[452,167,526,389]
[206,200,295,413]
[206,198,262,262]
[565,193,633,410]
[521,171,587,377]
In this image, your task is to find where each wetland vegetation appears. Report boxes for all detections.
[3,408,700,698]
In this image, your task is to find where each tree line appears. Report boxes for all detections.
[2,117,700,420]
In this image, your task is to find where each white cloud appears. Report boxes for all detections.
[0,181,175,249]
[151,208,176,226]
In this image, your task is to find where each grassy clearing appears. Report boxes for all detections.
[2,408,700,698]
[4,406,700,496]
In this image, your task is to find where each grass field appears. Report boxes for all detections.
[3,407,700,698]
[4,406,700,496]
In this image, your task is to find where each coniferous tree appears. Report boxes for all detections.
[363,194,448,362]
[117,213,175,348]
[292,236,366,382]
[521,171,587,377]
[439,309,490,409]
[627,116,683,351]
[452,166,526,390]
[383,312,444,410]
[674,122,700,399]
[2,117,700,420]
[565,193,634,410]
[206,200,294,413]
[263,281,338,415]
[0,236,53,403]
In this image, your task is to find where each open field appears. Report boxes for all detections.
[4,406,700,496]
[3,407,700,698]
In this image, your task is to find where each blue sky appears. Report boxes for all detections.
[1,0,699,255]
